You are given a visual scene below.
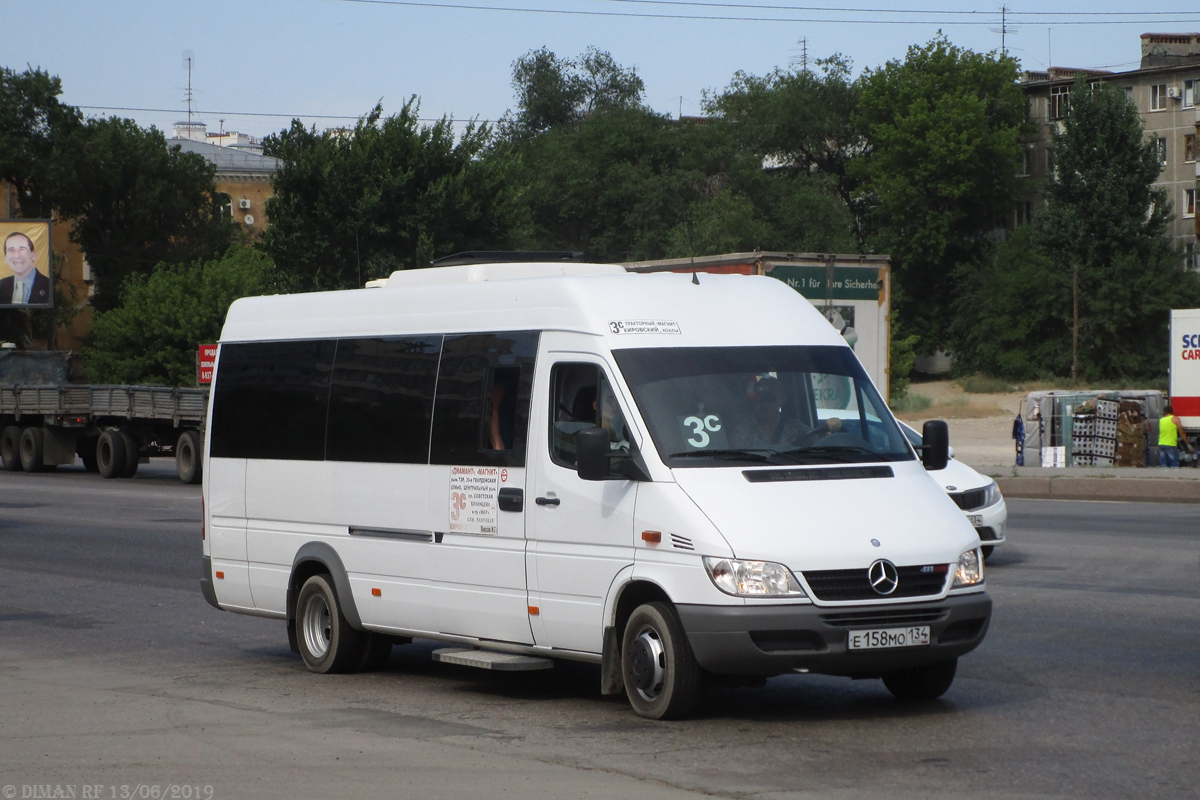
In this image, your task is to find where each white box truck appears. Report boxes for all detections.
[1170,308,1200,439]
[200,261,990,719]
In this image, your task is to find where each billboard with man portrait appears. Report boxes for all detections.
[0,219,53,308]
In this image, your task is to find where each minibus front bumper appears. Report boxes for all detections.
[676,591,991,677]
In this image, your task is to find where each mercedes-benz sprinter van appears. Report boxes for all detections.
[201,262,990,719]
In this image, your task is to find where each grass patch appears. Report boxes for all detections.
[958,374,1023,394]
[891,392,932,413]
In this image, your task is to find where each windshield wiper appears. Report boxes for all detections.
[668,448,775,462]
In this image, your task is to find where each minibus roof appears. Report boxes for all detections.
[220,263,846,350]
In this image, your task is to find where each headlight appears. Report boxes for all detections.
[703,557,807,597]
[953,548,984,587]
[982,481,1002,508]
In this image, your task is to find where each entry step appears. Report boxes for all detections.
[432,647,554,671]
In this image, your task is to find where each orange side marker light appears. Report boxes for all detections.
[641,530,662,544]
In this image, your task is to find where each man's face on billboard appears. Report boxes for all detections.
[4,234,35,278]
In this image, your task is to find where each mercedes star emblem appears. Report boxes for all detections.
[868,559,899,595]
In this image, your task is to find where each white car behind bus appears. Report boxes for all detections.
[899,421,1006,560]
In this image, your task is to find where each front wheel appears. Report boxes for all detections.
[882,657,957,701]
[295,574,364,674]
[621,602,700,720]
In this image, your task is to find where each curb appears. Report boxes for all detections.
[996,476,1200,504]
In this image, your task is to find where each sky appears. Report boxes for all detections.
[6,1,1200,141]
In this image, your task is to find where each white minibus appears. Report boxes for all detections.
[201,261,990,719]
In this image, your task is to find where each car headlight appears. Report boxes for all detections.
[982,481,1002,508]
[953,548,984,587]
[703,557,807,597]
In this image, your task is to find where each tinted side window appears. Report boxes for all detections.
[326,336,442,463]
[210,340,335,460]
[430,331,538,467]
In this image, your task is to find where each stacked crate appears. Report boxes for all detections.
[1071,399,1117,467]
[1115,399,1147,467]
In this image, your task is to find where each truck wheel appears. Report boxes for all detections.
[119,431,139,478]
[175,430,202,484]
[621,601,700,720]
[19,427,45,473]
[882,658,957,701]
[296,574,364,674]
[78,437,99,472]
[0,426,22,471]
[96,430,126,479]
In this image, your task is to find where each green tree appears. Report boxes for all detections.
[854,36,1026,351]
[52,117,236,312]
[952,227,1070,379]
[262,100,524,291]
[0,66,81,219]
[1033,77,1200,379]
[83,247,278,385]
[503,46,646,138]
[706,56,867,245]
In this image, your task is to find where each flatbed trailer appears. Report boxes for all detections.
[0,384,207,483]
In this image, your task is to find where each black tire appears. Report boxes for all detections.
[78,437,99,472]
[175,430,202,484]
[96,430,126,479]
[981,545,995,561]
[1,426,23,471]
[882,658,958,701]
[621,601,700,720]
[356,633,394,672]
[19,427,45,473]
[295,574,364,674]
[119,431,139,478]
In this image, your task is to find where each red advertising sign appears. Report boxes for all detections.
[197,344,218,384]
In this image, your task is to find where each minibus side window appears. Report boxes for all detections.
[429,331,538,467]
[326,336,442,463]
[549,362,632,474]
[210,339,335,460]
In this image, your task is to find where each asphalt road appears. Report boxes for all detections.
[1,462,1198,799]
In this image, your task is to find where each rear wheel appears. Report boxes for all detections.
[96,430,126,479]
[175,430,202,484]
[19,427,45,473]
[1,426,23,471]
[621,601,700,720]
[981,545,995,561]
[118,431,139,478]
[296,574,364,674]
[882,658,957,701]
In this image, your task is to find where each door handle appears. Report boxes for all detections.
[498,487,524,512]
[535,496,561,506]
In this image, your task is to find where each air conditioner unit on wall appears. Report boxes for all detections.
[1168,86,1181,99]
[239,198,251,209]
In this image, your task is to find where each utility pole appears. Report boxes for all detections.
[182,50,195,130]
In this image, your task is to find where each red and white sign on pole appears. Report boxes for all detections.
[197,344,218,384]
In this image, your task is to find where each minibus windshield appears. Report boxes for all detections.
[614,345,914,468]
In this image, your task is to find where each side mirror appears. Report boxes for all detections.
[921,420,950,471]
[576,427,650,482]
[577,427,613,481]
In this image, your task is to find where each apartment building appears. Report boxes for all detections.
[1019,33,1200,265]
